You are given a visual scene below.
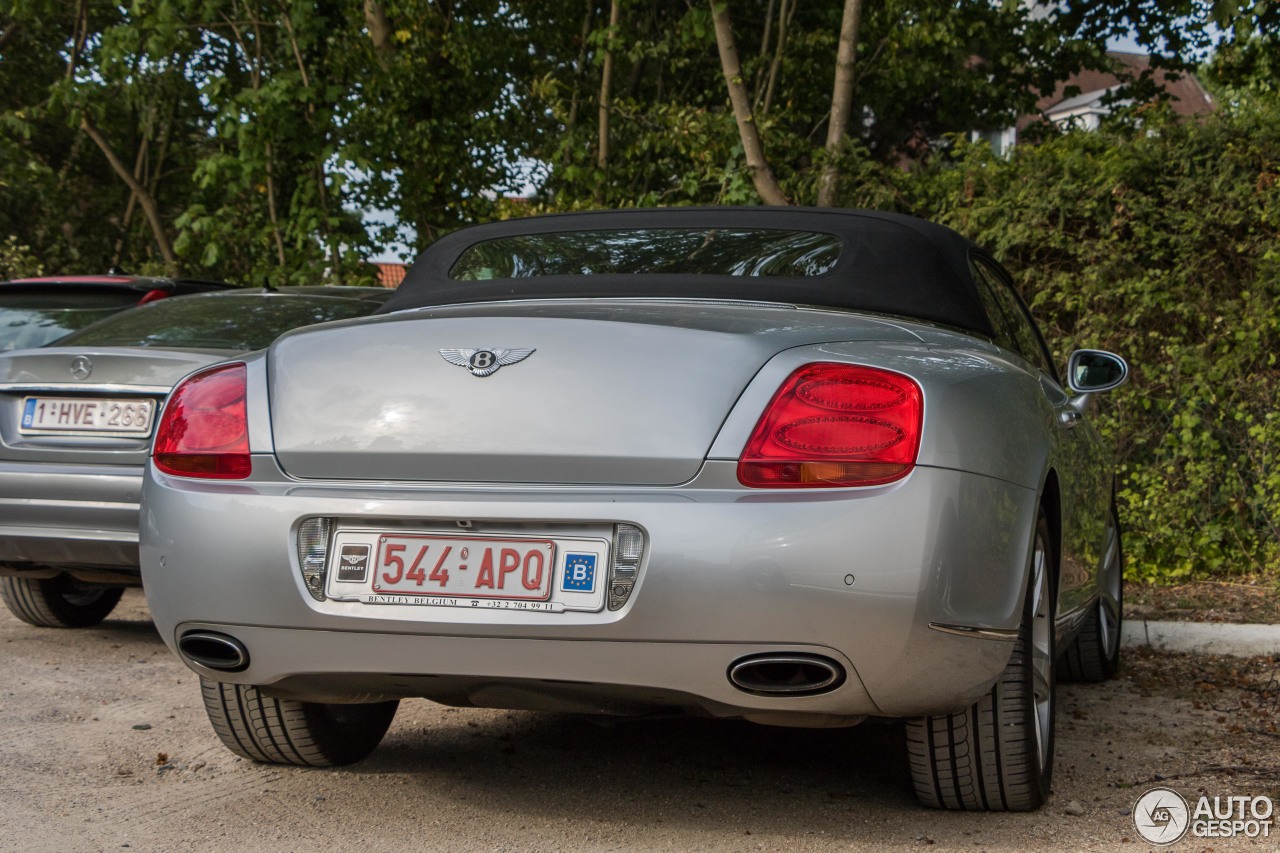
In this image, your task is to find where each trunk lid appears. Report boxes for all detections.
[0,347,233,465]
[268,301,923,485]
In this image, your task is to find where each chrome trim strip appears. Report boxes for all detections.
[929,622,1019,641]
[0,383,169,393]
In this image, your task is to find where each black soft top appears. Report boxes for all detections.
[382,207,995,337]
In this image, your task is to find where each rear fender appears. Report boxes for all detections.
[708,341,1052,490]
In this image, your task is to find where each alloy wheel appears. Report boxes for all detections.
[1030,526,1053,770]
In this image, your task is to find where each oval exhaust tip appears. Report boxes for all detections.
[728,654,845,696]
[178,631,250,673]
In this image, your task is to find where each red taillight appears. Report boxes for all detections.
[738,363,922,488]
[153,363,251,479]
[138,288,169,305]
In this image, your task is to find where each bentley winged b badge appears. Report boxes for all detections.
[439,348,536,377]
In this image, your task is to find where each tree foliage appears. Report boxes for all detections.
[530,0,1125,208]
[3,1,1260,264]
[0,0,558,282]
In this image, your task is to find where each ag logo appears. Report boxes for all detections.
[439,348,535,378]
[1134,787,1191,845]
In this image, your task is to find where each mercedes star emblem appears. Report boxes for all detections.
[70,355,93,380]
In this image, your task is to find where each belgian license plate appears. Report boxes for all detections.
[20,396,155,435]
[371,534,556,601]
[326,529,611,613]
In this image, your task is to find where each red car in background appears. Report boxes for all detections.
[0,275,230,353]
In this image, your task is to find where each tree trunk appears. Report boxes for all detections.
[0,21,21,51]
[709,1,789,206]
[247,10,287,275]
[816,0,864,207]
[752,0,777,107]
[280,8,339,282]
[365,0,394,68]
[65,0,89,80]
[263,143,288,271]
[597,0,622,189]
[80,116,177,270]
[110,135,149,271]
[762,0,795,115]
[563,0,594,149]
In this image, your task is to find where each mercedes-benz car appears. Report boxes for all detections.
[139,209,1128,811]
[0,275,230,353]
[0,286,391,628]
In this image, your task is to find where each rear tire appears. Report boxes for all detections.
[1060,506,1123,683]
[906,510,1056,811]
[200,678,399,767]
[0,574,124,628]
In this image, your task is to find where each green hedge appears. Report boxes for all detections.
[883,105,1280,581]
[530,96,1280,584]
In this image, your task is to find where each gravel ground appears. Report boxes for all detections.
[1,589,1276,853]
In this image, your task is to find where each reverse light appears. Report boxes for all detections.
[153,362,251,479]
[297,517,333,601]
[608,524,645,610]
[738,363,922,488]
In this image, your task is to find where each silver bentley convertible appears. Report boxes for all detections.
[140,209,1129,811]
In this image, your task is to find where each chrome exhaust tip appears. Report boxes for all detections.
[178,631,250,673]
[728,653,845,696]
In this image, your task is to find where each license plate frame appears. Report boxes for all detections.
[19,395,156,437]
[324,528,611,613]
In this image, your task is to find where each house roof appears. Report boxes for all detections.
[1018,52,1214,131]
[1046,85,1127,117]
[373,263,407,288]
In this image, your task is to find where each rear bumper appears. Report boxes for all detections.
[0,461,142,571]
[142,460,1037,720]
[172,625,890,724]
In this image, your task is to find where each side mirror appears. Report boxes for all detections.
[1066,349,1129,394]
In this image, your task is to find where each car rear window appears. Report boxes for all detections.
[449,229,842,280]
[0,288,144,352]
[57,293,384,351]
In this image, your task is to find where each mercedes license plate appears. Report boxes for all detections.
[20,396,155,436]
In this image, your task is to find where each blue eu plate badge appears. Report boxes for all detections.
[562,553,597,592]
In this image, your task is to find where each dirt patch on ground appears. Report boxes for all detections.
[1126,577,1280,625]
[1,590,1278,852]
